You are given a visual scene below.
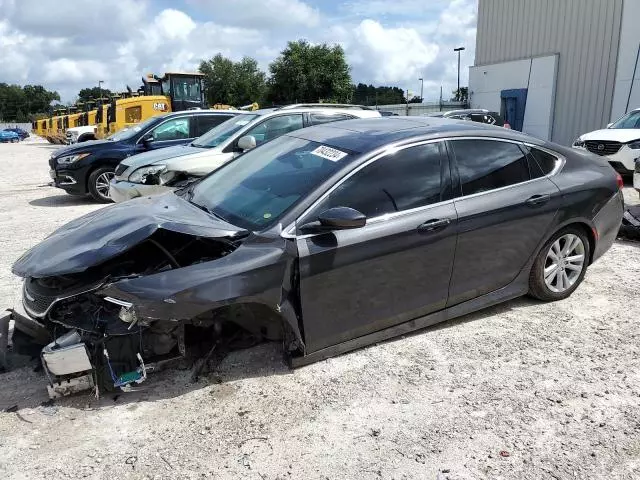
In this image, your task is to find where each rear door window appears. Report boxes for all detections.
[311,142,445,219]
[149,117,191,141]
[245,114,304,145]
[194,115,234,137]
[450,139,531,196]
[308,112,355,125]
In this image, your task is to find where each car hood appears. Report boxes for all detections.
[53,139,112,157]
[12,192,247,278]
[579,129,640,143]
[119,144,211,170]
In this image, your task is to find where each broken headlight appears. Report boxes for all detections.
[129,164,176,185]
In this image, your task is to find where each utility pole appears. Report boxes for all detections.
[454,47,465,101]
[98,80,104,104]
[418,77,424,102]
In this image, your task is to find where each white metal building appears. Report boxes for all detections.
[469,0,640,145]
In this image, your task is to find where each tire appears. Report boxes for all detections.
[88,167,115,203]
[529,226,590,301]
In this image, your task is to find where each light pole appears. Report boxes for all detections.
[98,80,104,103]
[418,78,424,102]
[453,47,465,100]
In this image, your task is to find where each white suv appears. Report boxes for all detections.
[572,109,640,179]
[109,104,381,202]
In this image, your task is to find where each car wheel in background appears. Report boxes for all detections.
[529,226,590,301]
[88,167,115,203]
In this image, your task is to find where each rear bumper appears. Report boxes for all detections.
[109,179,172,203]
[592,191,624,263]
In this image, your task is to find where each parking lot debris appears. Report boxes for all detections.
[619,205,640,241]
[0,310,9,371]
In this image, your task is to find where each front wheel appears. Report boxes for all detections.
[88,167,115,203]
[528,227,590,301]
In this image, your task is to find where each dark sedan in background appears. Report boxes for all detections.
[48,110,238,202]
[12,117,623,395]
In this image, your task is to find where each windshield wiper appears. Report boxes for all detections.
[189,200,228,223]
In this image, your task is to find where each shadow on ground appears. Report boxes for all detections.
[0,296,534,412]
[29,194,97,208]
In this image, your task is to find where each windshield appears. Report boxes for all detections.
[188,136,353,230]
[609,110,640,129]
[191,114,259,148]
[107,115,161,141]
[172,77,202,102]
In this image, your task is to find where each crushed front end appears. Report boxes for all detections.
[9,194,300,398]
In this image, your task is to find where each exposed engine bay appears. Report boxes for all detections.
[10,226,290,398]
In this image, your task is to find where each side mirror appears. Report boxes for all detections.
[141,133,153,147]
[237,135,257,151]
[300,207,366,233]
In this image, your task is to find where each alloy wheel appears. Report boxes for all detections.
[544,233,586,293]
[95,171,115,201]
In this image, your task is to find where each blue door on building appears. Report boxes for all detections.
[500,89,528,131]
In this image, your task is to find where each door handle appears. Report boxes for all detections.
[417,218,451,233]
[525,194,551,207]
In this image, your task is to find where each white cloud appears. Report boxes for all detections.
[341,0,452,18]
[0,0,478,103]
[42,59,108,83]
[154,9,196,40]
[344,20,439,85]
[187,0,321,28]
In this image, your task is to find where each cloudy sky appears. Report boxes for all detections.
[0,0,477,103]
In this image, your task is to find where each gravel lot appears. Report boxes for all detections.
[0,140,639,480]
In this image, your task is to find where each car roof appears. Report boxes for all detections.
[287,116,541,153]
[250,105,380,118]
[161,110,241,119]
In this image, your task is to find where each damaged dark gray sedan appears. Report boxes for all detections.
[11,117,624,397]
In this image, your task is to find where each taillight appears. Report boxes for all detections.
[616,172,624,190]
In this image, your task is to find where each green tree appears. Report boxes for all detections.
[352,83,405,105]
[267,40,352,104]
[77,86,113,102]
[199,54,266,107]
[451,87,468,102]
[0,83,59,121]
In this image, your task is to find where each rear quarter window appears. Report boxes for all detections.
[525,146,559,177]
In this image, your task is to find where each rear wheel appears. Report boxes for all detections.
[88,167,115,203]
[529,227,590,301]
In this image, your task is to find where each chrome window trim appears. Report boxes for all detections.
[280,136,566,240]
[281,138,447,239]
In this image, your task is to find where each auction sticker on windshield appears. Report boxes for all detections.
[311,145,348,162]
